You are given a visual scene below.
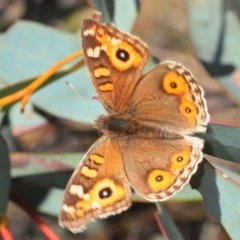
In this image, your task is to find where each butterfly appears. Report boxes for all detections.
[59,11,209,233]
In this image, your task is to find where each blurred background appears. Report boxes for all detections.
[1,0,240,239]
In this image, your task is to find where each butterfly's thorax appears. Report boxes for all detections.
[95,113,184,139]
[95,113,140,136]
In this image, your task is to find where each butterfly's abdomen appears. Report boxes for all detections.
[95,113,140,136]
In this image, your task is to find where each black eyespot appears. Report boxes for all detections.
[170,82,177,88]
[177,156,183,162]
[116,49,129,62]
[156,175,163,181]
[99,187,112,199]
[185,107,191,113]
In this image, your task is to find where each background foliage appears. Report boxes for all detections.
[1,0,240,239]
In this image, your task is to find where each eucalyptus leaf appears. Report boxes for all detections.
[11,153,83,178]
[89,0,139,31]
[155,203,184,240]
[191,159,240,240]
[188,0,240,103]
[203,123,240,164]
[0,134,10,219]
[0,20,105,126]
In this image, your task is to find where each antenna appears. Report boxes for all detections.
[66,81,96,121]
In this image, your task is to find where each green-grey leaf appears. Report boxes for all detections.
[0,134,10,219]
[188,0,240,103]
[190,159,240,240]
[89,0,139,31]
[11,153,83,178]
[155,203,184,240]
[0,20,105,126]
[202,123,240,164]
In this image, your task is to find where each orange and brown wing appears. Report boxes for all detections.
[130,61,209,134]
[81,11,149,113]
[59,136,132,233]
[122,135,203,201]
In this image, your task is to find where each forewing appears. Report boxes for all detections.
[59,136,132,233]
[130,61,210,134]
[81,12,149,112]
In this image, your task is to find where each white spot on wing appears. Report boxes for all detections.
[77,185,83,198]
[83,29,89,36]
[83,193,90,200]
[111,37,122,45]
[91,201,102,209]
[101,45,107,52]
[88,29,95,36]
[93,46,100,58]
[87,48,94,57]
[69,184,83,198]
[83,29,95,36]
[62,204,75,213]
[69,185,77,194]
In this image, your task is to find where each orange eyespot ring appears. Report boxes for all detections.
[163,72,189,95]
[170,147,191,171]
[148,169,175,192]
[109,42,142,71]
[91,178,124,207]
[74,178,125,216]
[179,98,198,125]
[96,27,107,43]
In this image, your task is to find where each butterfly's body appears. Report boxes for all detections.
[96,113,183,140]
[96,113,140,136]
[59,11,210,233]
